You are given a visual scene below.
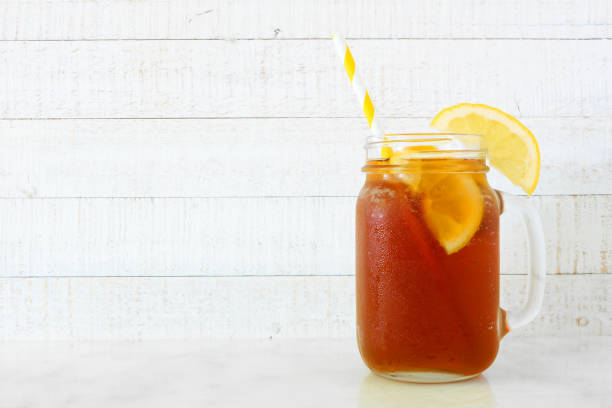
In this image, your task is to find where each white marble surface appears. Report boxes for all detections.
[0,335,610,407]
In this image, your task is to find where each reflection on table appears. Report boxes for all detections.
[359,373,494,408]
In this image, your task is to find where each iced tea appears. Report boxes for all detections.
[356,142,507,382]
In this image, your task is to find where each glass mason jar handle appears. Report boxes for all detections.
[498,191,546,331]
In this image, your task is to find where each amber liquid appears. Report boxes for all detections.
[356,170,504,377]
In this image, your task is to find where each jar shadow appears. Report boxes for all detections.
[358,373,494,408]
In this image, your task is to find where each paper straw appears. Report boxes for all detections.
[332,34,385,140]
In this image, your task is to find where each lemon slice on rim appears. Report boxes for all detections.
[421,173,484,254]
[430,103,540,194]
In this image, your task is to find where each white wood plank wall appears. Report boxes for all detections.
[0,1,609,339]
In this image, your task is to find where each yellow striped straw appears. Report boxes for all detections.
[332,34,385,140]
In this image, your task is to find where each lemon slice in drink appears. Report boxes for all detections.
[421,174,484,254]
[430,103,540,194]
[381,146,422,191]
[381,145,441,191]
[383,142,485,254]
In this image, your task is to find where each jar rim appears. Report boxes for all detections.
[365,133,484,148]
[363,133,489,173]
